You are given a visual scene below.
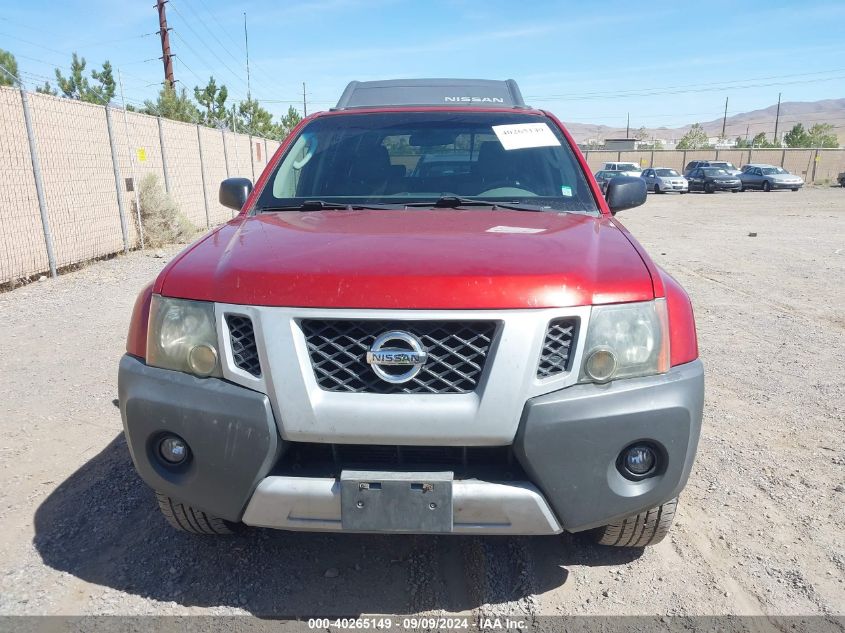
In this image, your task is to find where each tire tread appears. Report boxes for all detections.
[155,492,235,535]
[593,498,677,547]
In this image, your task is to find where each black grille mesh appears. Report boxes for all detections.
[226,315,261,377]
[300,319,497,394]
[537,317,579,378]
[278,442,523,478]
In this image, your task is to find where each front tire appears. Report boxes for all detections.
[654,184,662,194]
[763,181,771,192]
[704,182,715,194]
[592,498,678,547]
[156,492,238,535]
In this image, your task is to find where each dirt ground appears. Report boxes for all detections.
[0,187,843,621]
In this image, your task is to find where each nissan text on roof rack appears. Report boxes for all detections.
[119,78,704,547]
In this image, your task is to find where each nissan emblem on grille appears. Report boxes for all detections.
[366,331,429,384]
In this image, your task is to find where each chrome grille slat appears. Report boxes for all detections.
[226,315,261,377]
[537,317,579,379]
[300,319,497,394]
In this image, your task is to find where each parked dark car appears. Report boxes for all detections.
[594,169,628,194]
[687,167,741,193]
[839,171,845,187]
[683,160,741,177]
[738,164,804,192]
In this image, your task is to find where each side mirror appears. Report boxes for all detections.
[219,177,253,211]
[606,176,647,214]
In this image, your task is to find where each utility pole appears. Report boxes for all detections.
[302,82,307,116]
[773,92,782,144]
[721,97,729,139]
[156,0,174,88]
[625,112,630,138]
[243,12,251,100]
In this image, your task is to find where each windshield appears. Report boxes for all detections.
[255,111,599,214]
[614,163,640,171]
[761,167,787,175]
[703,168,730,176]
[655,169,680,177]
[710,162,736,170]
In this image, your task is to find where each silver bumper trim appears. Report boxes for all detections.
[241,476,563,535]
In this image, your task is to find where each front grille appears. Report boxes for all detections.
[537,317,579,378]
[226,315,261,377]
[300,319,497,394]
[276,442,523,479]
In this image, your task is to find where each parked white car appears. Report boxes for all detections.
[641,167,688,194]
[602,161,642,177]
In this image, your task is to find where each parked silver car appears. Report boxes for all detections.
[738,164,804,192]
[641,167,688,194]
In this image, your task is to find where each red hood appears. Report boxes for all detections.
[157,210,654,309]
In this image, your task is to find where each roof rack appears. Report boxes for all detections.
[333,78,527,110]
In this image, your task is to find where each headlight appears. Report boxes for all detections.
[579,299,670,383]
[147,295,221,377]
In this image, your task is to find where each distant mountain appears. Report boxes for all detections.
[562,98,845,146]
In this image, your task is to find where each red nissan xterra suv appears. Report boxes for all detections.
[119,79,703,546]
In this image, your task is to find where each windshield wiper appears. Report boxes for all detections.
[402,196,545,212]
[255,200,392,213]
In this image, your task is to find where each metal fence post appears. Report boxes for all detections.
[248,134,256,181]
[157,116,172,194]
[222,129,230,178]
[196,124,211,229]
[781,148,786,168]
[104,106,130,253]
[263,138,269,168]
[811,148,819,183]
[650,149,655,167]
[20,88,57,278]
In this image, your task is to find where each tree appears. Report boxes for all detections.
[676,123,709,150]
[52,52,115,104]
[194,76,228,127]
[35,82,58,96]
[633,126,649,141]
[806,123,838,148]
[237,97,276,137]
[90,60,116,104]
[783,123,811,148]
[143,86,199,123]
[750,132,778,148]
[278,105,302,139]
[0,49,19,86]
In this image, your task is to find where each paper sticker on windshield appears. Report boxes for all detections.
[492,123,561,150]
[560,185,573,197]
[487,225,546,234]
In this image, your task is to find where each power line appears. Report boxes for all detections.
[167,2,250,91]
[527,68,845,101]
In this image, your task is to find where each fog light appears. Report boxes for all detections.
[187,343,218,377]
[585,348,617,382]
[623,445,656,477]
[158,435,189,465]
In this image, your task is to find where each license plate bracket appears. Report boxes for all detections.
[340,470,453,533]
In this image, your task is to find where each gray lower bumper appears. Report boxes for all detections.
[119,354,702,534]
[241,477,562,534]
[514,359,704,532]
[118,355,280,521]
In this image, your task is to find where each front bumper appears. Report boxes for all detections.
[119,355,703,534]
[771,181,803,189]
[713,182,742,191]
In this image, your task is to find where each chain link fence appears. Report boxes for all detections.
[0,85,281,286]
[583,148,845,181]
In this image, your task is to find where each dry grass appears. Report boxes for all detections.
[134,174,195,249]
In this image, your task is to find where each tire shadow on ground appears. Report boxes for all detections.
[33,434,641,615]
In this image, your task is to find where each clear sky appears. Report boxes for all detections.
[2,0,844,130]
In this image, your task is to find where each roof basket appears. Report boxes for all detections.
[334,78,527,110]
